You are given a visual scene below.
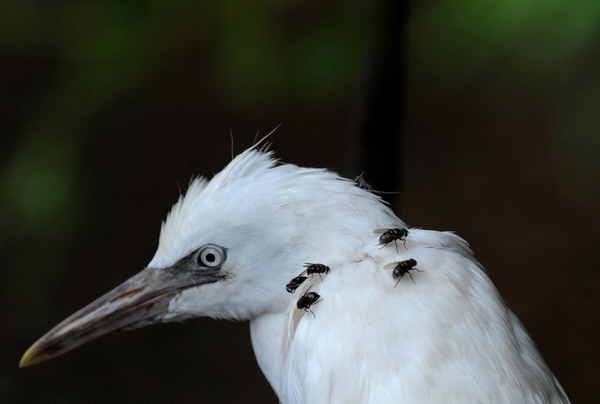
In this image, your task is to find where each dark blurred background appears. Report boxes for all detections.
[1,0,598,403]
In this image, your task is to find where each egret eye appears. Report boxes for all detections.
[194,244,225,269]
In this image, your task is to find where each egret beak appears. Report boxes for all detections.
[20,266,221,368]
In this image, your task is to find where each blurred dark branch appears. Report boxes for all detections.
[352,0,408,208]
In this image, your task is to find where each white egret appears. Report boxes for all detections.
[21,146,569,403]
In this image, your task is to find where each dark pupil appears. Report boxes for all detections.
[205,253,216,263]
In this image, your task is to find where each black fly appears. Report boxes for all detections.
[376,228,409,251]
[303,263,330,280]
[388,258,422,286]
[286,275,308,293]
[297,291,321,317]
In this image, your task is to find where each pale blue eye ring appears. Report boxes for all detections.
[194,244,225,268]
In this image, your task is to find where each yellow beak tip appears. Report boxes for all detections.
[19,347,42,368]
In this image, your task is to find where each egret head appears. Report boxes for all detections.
[20,147,400,367]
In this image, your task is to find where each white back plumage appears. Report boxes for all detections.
[149,147,569,403]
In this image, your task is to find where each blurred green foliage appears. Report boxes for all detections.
[407,0,600,212]
[1,0,369,246]
[1,0,599,331]
[0,0,600,274]
[411,0,600,85]
[219,1,367,106]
